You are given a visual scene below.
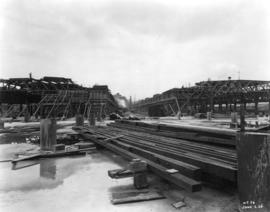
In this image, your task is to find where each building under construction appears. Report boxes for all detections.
[1,76,270,211]
[0,75,119,120]
[132,79,270,117]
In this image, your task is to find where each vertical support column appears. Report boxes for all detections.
[19,104,23,116]
[240,103,245,132]
[230,112,238,128]
[268,100,270,116]
[237,133,270,211]
[97,105,102,122]
[24,105,30,122]
[210,90,214,113]
[75,114,84,126]
[207,112,212,120]
[129,159,148,189]
[89,113,96,126]
[0,119,4,129]
[219,104,222,112]
[40,119,56,151]
[255,101,258,115]
[231,112,237,123]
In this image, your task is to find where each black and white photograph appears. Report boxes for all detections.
[0,0,270,211]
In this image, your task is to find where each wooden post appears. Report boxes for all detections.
[237,133,270,211]
[89,113,95,126]
[97,111,102,122]
[75,114,84,126]
[0,119,4,129]
[207,112,212,120]
[231,112,237,123]
[240,104,245,132]
[255,101,258,115]
[24,107,30,122]
[268,100,270,115]
[40,119,56,151]
[129,159,148,189]
[40,160,56,179]
[219,104,222,112]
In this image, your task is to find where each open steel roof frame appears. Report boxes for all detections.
[133,79,270,114]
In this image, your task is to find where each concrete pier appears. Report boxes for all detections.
[237,133,270,211]
[40,119,57,151]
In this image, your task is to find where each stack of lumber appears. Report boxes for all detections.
[74,123,237,193]
[109,120,236,146]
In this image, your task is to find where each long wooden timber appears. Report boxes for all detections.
[90,127,237,182]
[11,147,96,164]
[75,127,202,192]
[109,140,202,180]
[74,125,237,183]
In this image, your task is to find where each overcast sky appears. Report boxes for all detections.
[0,0,270,99]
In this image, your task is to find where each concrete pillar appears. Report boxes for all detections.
[40,119,56,151]
[89,113,95,126]
[75,114,84,126]
[237,133,270,211]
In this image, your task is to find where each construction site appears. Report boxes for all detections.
[0,75,269,212]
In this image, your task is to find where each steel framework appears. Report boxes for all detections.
[132,79,270,116]
[0,76,119,119]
